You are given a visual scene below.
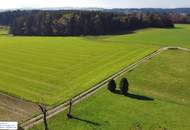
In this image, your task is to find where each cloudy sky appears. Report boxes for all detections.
[0,0,190,9]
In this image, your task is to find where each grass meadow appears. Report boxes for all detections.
[30,50,190,130]
[0,24,189,106]
[0,37,155,105]
[98,24,190,47]
[0,26,9,35]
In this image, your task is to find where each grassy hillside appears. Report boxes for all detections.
[30,50,190,130]
[125,50,190,106]
[95,24,190,47]
[0,24,189,106]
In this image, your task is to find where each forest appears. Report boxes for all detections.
[0,10,176,35]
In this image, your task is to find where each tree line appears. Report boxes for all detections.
[0,10,41,26]
[9,11,174,36]
[168,13,190,24]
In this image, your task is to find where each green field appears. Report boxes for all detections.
[0,26,9,35]
[0,24,189,106]
[97,24,190,47]
[30,50,190,130]
[0,33,156,105]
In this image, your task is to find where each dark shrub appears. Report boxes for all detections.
[120,78,129,96]
[108,79,116,92]
[18,126,24,130]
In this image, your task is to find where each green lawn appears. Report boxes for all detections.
[0,24,189,106]
[30,50,190,130]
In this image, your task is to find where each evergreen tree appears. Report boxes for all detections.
[108,79,116,92]
[119,78,129,96]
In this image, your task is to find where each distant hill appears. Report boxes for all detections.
[103,8,190,14]
[32,7,190,14]
[1,8,190,14]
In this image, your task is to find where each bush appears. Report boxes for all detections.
[108,79,116,92]
[120,78,129,96]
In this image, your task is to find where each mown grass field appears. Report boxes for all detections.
[0,24,189,106]
[30,50,190,130]
[0,32,156,105]
[92,24,190,47]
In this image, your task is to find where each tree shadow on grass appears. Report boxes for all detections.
[113,90,154,101]
[113,90,123,94]
[127,93,154,101]
[70,115,100,126]
[173,26,184,29]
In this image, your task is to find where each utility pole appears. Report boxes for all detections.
[39,104,49,130]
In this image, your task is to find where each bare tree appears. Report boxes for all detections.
[67,99,73,119]
[39,104,49,130]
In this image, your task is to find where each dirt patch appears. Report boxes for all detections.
[0,93,39,122]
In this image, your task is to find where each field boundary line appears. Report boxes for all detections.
[19,46,190,129]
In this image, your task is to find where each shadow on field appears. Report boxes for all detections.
[174,26,184,29]
[113,90,123,94]
[113,90,154,101]
[127,93,154,101]
[71,116,100,126]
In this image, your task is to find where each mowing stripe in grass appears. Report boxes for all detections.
[20,46,170,129]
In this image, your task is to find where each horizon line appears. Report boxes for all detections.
[1,6,190,11]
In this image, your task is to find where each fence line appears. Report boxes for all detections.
[19,46,190,129]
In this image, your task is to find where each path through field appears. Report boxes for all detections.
[21,46,190,129]
[0,93,39,122]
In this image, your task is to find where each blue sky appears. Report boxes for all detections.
[0,0,190,9]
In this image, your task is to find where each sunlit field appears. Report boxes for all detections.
[0,32,156,105]
[95,24,190,47]
[31,50,190,130]
[0,24,189,106]
[0,26,9,35]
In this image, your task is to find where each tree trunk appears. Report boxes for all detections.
[67,99,72,119]
[44,111,48,130]
[39,104,49,130]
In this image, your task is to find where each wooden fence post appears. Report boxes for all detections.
[39,104,49,130]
